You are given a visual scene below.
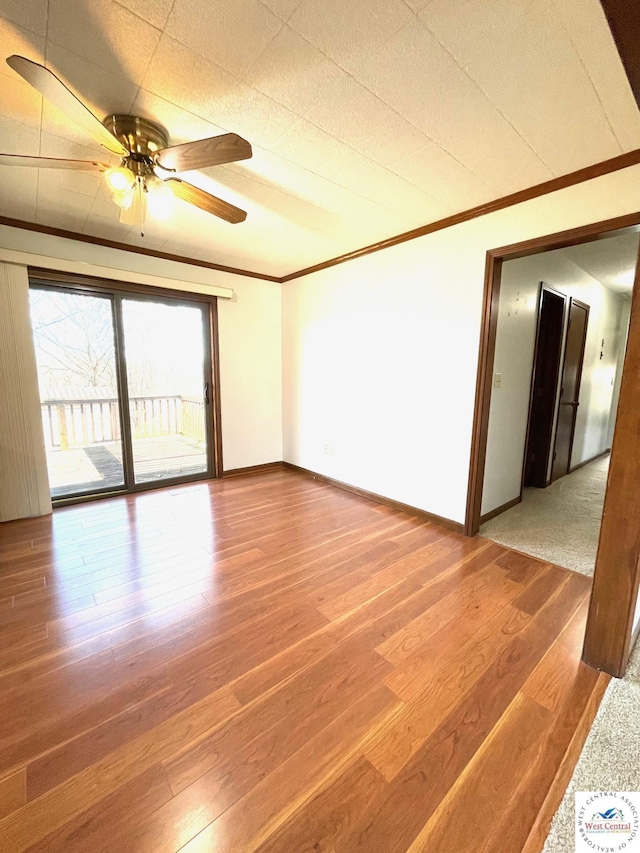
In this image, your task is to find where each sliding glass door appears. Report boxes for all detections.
[29,278,216,502]
[30,288,126,499]
[121,298,209,485]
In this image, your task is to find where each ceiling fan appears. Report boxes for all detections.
[0,55,253,233]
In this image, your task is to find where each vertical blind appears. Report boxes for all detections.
[0,262,52,521]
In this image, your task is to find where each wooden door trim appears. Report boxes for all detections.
[582,243,640,675]
[464,211,640,536]
[520,281,545,498]
[465,211,640,537]
[465,253,502,536]
[466,214,640,676]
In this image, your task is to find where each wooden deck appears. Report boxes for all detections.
[46,435,208,497]
[0,468,608,852]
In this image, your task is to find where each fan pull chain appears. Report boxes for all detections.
[139,181,145,237]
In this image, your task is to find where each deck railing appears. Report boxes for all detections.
[41,396,205,450]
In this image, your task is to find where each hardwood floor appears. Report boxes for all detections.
[0,469,608,852]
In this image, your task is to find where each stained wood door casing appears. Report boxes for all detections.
[583,243,640,676]
[551,300,589,482]
[463,212,640,676]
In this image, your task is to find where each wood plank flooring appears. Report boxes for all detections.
[0,469,608,852]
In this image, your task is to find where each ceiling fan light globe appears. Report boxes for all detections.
[147,180,174,219]
[112,187,134,210]
[106,166,135,193]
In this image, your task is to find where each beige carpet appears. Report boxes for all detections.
[480,455,610,577]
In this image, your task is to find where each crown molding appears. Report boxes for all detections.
[280,148,640,282]
[0,216,280,282]
[2,148,640,286]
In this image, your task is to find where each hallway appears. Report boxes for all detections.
[480,455,609,577]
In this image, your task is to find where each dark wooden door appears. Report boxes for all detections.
[524,287,566,488]
[551,299,589,482]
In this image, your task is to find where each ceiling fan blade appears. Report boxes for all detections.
[6,55,128,157]
[0,153,109,171]
[154,133,252,173]
[164,178,247,224]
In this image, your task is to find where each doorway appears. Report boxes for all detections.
[28,273,220,502]
[466,214,640,677]
[475,233,634,577]
[523,290,590,489]
[121,297,211,486]
[470,226,637,538]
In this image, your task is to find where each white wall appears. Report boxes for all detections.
[218,278,282,470]
[481,250,630,516]
[0,225,282,516]
[606,296,632,447]
[481,265,539,516]
[573,277,628,465]
[282,164,640,526]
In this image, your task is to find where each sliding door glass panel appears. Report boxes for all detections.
[121,299,209,485]
[29,289,125,499]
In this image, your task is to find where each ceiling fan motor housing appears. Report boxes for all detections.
[102,115,169,162]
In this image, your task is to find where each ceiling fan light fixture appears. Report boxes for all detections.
[105,165,135,193]
[118,179,147,235]
[112,186,134,210]
[3,58,251,228]
[147,178,174,219]
[130,181,147,231]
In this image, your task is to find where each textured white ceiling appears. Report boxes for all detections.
[0,0,639,276]
[560,232,639,296]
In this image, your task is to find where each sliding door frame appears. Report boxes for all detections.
[29,268,223,505]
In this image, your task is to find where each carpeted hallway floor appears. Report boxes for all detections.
[480,455,610,577]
